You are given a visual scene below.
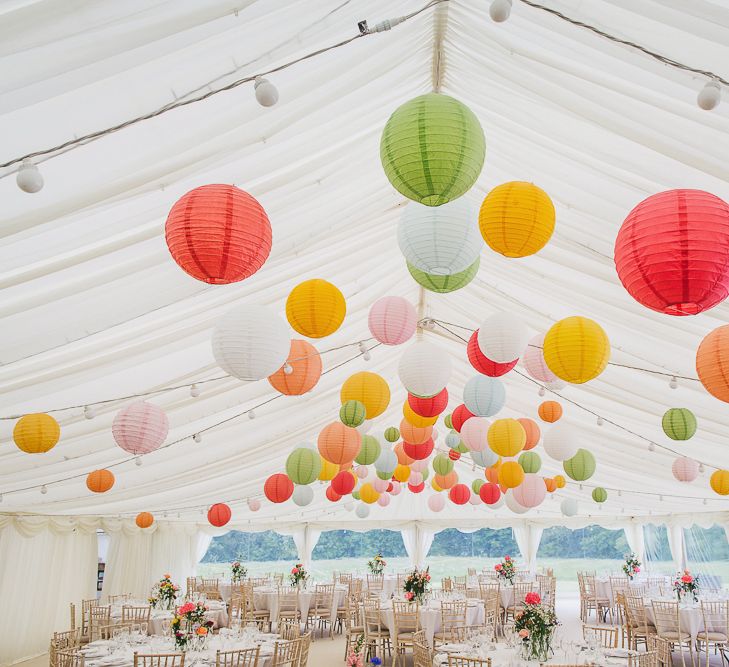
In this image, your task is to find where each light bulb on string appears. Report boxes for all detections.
[16,158,44,193]
[190,384,201,398]
[489,0,512,22]
[135,456,143,467]
[669,376,678,389]
[248,410,256,420]
[193,433,202,443]
[703,498,708,505]
[697,79,721,110]
[699,463,705,474]
[40,485,48,495]
[84,405,96,420]
[538,387,545,397]
[596,416,604,426]
[254,77,279,107]
[648,442,655,452]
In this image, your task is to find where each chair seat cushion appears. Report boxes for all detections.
[697,631,728,642]
[658,631,691,641]
[633,625,656,635]
[396,632,417,641]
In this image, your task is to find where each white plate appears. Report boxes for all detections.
[439,644,468,653]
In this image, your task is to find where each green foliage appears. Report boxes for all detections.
[430,528,518,558]
[537,525,627,559]
[312,530,407,559]
[202,531,297,563]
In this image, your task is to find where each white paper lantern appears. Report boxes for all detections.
[522,333,559,383]
[512,473,546,508]
[561,498,579,517]
[112,401,169,455]
[445,431,461,448]
[368,296,417,345]
[410,458,430,473]
[389,481,402,496]
[355,503,370,519]
[254,77,279,106]
[543,423,580,462]
[460,416,491,452]
[212,305,290,380]
[672,457,699,482]
[477,313,529,363]
[398,198,482,275]
[469,493,482,505]
[486,496,504,510]
[377,493,391,507]
[504,491,529,514]
[463,375,506,417]
[375,449,398,474]
[292,485,314,507]
[471,448,498,468]
[398,340,452,397]
[355,465,369,479]
[428,494,446,512]
[409,471,424,486]
[248,499,261,512]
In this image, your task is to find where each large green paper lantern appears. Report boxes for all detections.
[340,400,366,427]
[407,257,479,293]
[384,427,400,443]
[380,93,486,206]
[433,452,454,476]
[355,435,381,465]
[563,448,596,481]
[285,447,322,485]
[518,451,542,474]
[592,487,608,503]
[662,408,697,441]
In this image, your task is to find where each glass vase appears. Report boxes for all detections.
[520,631,552,662]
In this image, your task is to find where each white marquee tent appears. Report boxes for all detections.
[1,0,729,663]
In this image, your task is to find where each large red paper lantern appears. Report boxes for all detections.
[403,438,435,461]
[208,503,232,527]
[479,482,501,505]
[467,330,518,376]
[449,483,470,505]
[451,404,475,433]
[326,485,342,502]
[615,189,729,316]
[408,481,425,493]
[165,184,272,284]
[331,470,356,496]
[264,473,294,503]
[408,388,449,418]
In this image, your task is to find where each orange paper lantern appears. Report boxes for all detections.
[538,401,563,423]
[318,422,362,464]
[264,473,294,503]
[135,512,154,529]
[518,418,541,450]
[394,442,415,466]
[434,470,458,490]
[268,339,322,395]
[208,502,232,527]
[399,420,432,445]
[544,478,557,493]
[696,325,729,403]
[86,469,115,494]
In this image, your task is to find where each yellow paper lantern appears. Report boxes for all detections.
[543,316,610,384]
[554,474,566,489]
[360,483,380,504]
[478,181,555,258]
[488,418,527,457]
[318,457,339,481]
[431,478,443,492]
[393,464,411,483]
[285,278,346,338]
[498,461,525,489]
[340,372,391,419]
[402,401,438,427]
[13,413,61,454]
[710,469,729,496]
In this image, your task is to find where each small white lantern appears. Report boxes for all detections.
[477,312,529,363]
[398,340,452,397]
[543,422,580,461]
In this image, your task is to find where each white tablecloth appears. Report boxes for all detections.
[644,599,704,641]
[110,600,228,635]
[357,574,399,597]
[595,577,666,604]
[433,642,635,666]
[252,585,347,628]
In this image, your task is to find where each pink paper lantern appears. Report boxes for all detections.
[112,401,169,455]
[355,465,369,479]
[672,457,699,482]
[372,477,389,493]
[522,333,559,383]
[512,473,546,508]
[428,494,446,512]
[460,416,491,452]
[469,492,482,505]
[368,296,417,345]
[389,481,402,496]
[377,493,391,507]
[248,499,261,512]
[410,458,430,473]
[409,471,424,486]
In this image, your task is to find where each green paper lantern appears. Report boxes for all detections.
[472,479,484,494]
[592,487,608,503]
[377,470,391,481]
[355,435,382,465]
[455,440,469,454]
[285,448,322,485]
[340,400,366,427]
[662,408,697,441]
[421,467,430,482]
[563,448,596,481]
[384,427,400,443]
[352,490,361,501]
[444,413,453,429]
[380,93,486,206]
[518,451,542,474]
[407,258,480,294]
[433,452,454,476]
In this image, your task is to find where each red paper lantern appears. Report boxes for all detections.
[448,449,461,461]
[467,330,518,376]
[407,388,449,418]
[207,502,232,527]
[408,481,425,493]
[264,473,294,503]
[615,189,729,316]
[331,470,356,496]
[451,404,475,433]
[402,438,434,461]
[479,482,501,505]
[386,483,394,493]
[165,184,272,285]
[326,485,342,502]
[449,483,470,505]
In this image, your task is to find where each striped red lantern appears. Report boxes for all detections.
[407,388,448,417]
[165,184,272,284]
[402,438,434,461]
[467,330,518,376]
[207,503,232,527]
[408,481,425,493]
[448,449,461,461]
[615,189,729,316]
[451,404,475,433]
[479,482,501,505]
[326,485,342,502]
[263,473,294,503]
[331,470,356,496]
[449,483,470,505]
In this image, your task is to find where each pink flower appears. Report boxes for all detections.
[495,564,503,571]
[681,574,693,583]
[425,574,431,581]
[177,602,195,615]
[505,556,511,561]
[404,592,414,601]
[291,568,299,575]
[518,629,530,638]
[525,592,541,606]
[634,567,640,573]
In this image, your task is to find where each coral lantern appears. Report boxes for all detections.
[135,512,154,529]
[518,418,540,450]
[165,185,272,284]
[408,388,449,418]
[264,473,294,503]
[543,316,610,384]
[467,330,518,377]
[478,181,555,258]
[268,340,322,395]
[208,503,232,527]
[318,422,362,464]
[400,420,432,445]
[448,483,470,505]
[614,189,729,315]
[403,438,435,461]
[326,486,342,502]
[479,482,501,505]
[696,325,729,402]
[538,401,563,423]
[86,469,115,494]
[331,470,357,496]
[286,279,346,338]
[13,413,60,454]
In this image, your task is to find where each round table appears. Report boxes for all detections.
[252,585,347,627]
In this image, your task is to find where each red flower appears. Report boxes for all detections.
[495,564,503,571]
[505,556,511,561]
[525,592,541,605]
[291,568,299,574]
[681,574,693,583]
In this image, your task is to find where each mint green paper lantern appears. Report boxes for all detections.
[407,257,479,293]
[433,453,454,476]
[352,490,361,501]
[518,451,542,474]
[444,413,453,429]
[662,408,697,441]
[377,470,391,481]
[592,487,608,503]
[421,467,430,482]
[563,448,596,481]
[285,447,322,485]
[380,93,486,206]
[340,400,366,427]
[355,434,381,465]
[384,427,400,443]
[472,479,484,494]
[455,440,469,454]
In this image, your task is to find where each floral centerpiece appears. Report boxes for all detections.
[346,635,382,667]
[367,553,386,575]
[231,560,247,583]
[290,563,309,589]
[150,573,179,610]
[673,570,700,602]
[622,553,641,580]
[514,592,559,662]
[494,556,517,585]
[403,567,431,604]
[172,601,214,650]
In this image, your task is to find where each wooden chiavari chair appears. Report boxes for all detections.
[624,594,656,651]
[80,598,99,642]
[55,650,85,667]
[122,605,152,625]
[447,657,492,666]
[651,600,693,667]
[88,605,112,642]
[580,574,611,624]
[698,600,729,667]
[647,635,673,667]
[201,578,222,600]
[186,577,198,598]
[50,629,82,667]
[308,583,334,639]
[276,591,301,632]
[109,594,132,604]
[363,598,391,663]
[279,617,301,641]
[271,637,301,667]
[628,652,658,667]
[272,573,284,586]
[583,624,618,648]
[215,648,259,667]
[297,631,312,667]
[412,629,431,667]
[481,589,501,636]
[69,603,76,632]
[340,595,364,658]
[504,582,532,623]
[392,600,420,667]
[468,568,477,577]
[442,577,453,592]
[367,574,384,594]
[433,600,468,646]
[249,577,268,588]
[133,654,185,667]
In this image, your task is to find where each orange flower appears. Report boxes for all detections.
[196,626,208,636]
